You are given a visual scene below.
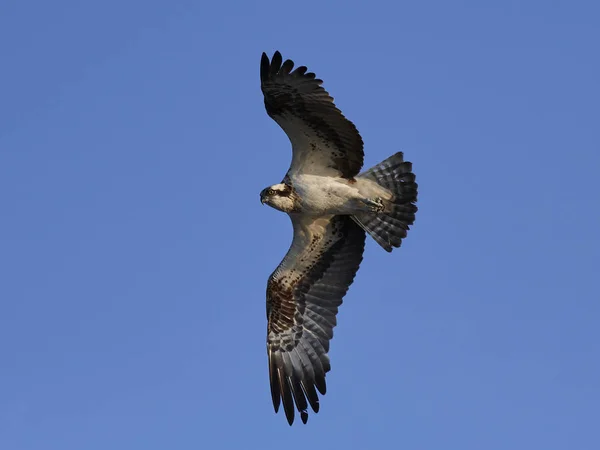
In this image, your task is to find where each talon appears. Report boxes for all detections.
[365,197,385,212]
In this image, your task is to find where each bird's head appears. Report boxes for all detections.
[260,183,297,213]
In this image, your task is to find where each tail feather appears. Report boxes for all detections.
[353,152,418,252]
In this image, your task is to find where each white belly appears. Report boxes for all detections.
[291,174,366,215]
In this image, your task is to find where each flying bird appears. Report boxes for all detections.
[259,51,418,425]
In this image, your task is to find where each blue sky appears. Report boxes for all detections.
[1,0,599,448]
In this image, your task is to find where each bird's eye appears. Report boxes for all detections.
[267,189,275,195]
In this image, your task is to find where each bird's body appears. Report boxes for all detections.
[264,174,392,215]
[259,51,418,425]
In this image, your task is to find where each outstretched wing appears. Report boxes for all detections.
[266,215,366,425]
[260,51,364,179]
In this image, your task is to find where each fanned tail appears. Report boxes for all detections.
[352,152,418,252]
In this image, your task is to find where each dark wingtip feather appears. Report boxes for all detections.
[260,52,271,84]
[315,375,327,395]
[268,354,281,412]
[281,58,295,74]
[290,378,308,415]
[285,402,295,426]
[270,51,282,77]
[301,410,309,424]
[294,65,308,76]
[301,381,320,413]
[279,371,295,425]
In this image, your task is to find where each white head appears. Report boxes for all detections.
[260,183,298,213]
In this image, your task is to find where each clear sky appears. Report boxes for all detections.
[1,1,599,449]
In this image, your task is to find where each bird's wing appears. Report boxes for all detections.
[260,51,364,179]
[266,215,366,425]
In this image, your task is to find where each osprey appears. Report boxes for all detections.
[260,51,418,425]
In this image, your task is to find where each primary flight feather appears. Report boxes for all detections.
[260,51,418,425]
